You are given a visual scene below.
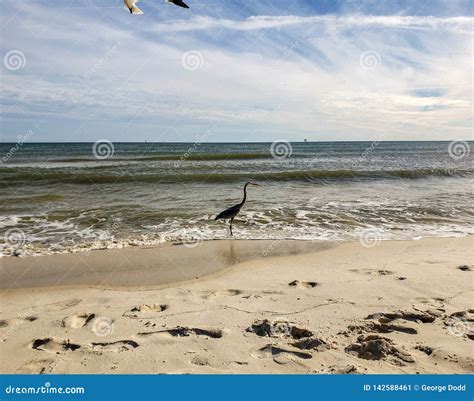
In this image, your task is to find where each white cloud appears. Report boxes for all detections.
[0,2,472,141]
[152,15,474,34]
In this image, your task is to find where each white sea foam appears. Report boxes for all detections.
[1,142,472,257]
[2,213,473,258]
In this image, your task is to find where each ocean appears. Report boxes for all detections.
[0,141,472,257]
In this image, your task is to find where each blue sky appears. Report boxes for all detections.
[0,0,472,142]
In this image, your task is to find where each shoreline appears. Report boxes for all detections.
[1,235,472,290]
[0,239,337,290]
[0,236,472,374]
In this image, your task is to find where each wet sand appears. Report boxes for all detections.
[0,237,472,374]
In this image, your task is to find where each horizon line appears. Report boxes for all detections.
[0,140,473,144]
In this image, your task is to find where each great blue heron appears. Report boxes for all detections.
[215,181,260,236]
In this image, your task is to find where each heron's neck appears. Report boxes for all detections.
[239,184,248,207]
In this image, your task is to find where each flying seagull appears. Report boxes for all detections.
[124,0,143,14]
[165,0,189,8]
[215,181,260,236]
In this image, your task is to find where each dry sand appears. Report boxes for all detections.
[0,237,472,374]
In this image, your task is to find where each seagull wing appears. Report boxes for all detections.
[166,0,189,9]
[124,0,143,14]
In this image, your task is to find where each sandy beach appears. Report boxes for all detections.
[0,236,472,374]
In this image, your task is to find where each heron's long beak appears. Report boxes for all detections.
[249,182,261,186]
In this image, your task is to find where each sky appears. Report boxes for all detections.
[0,0,472,142]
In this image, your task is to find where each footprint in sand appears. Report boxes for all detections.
[190,356,211,367]
[91,340,139,352]
[32,338,82,353]
[291,337,331,351]
[350,269,394,276]
[251,344,312,364]
[366,310,437,324]
[345,334,415,365]
[18,358,56,374]
[0,316,38,328]
[415,345,434,356]
[136,326,223,339]
[201,289,282,300]
[123,304,168,318]
[247,319,313,339]
[0,316,39,341]
[415,345,473,371]
[288,280,318,289]
[449,309,474,322]
[412,297,446,313]
[322,364,362,374]
[61,313,95,329]
[31,337,139,353]
[340,309,438,339]
[201,289,243,299]
[445,310,474,340]
[343,321,418,336]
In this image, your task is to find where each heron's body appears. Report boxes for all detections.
[215,182,258,236]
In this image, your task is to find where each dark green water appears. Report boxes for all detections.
[0,141,472,256]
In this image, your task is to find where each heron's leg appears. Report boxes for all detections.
[229,218,234,236]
